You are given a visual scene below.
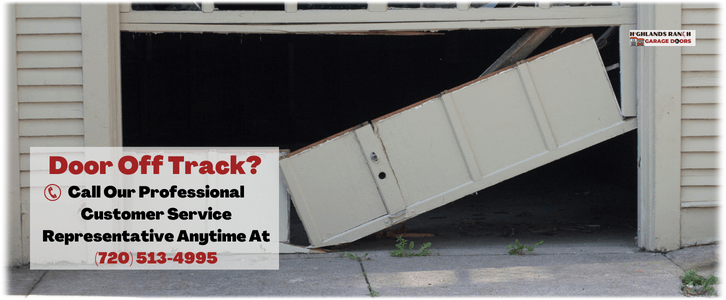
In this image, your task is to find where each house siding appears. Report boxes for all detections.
[680,3,720,246]
[15,3,85,263]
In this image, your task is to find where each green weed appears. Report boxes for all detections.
[339,252,369,261]
[681,269,719,296]
[506,239,543,255]
[390,236,432,257]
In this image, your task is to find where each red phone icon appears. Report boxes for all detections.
[45,184,60,201]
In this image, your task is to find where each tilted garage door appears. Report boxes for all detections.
[280,35,636,247]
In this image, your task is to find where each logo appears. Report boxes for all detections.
[629,30,696,46]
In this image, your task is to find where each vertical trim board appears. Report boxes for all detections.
[82,4,115,146]
[637,3,682,251]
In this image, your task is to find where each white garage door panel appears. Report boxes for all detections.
[373,99,472,207]
[281,35,630,248]
[280,129,388,245]
[451,68,548,176]
[526,38,623,146]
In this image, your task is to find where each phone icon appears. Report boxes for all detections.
[45,184,61,201]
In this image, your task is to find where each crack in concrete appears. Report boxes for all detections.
[26,269,48,296]
[355,259,377,297]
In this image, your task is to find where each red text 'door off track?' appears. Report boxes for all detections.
[49,155,263,175]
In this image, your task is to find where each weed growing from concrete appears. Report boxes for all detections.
[681,269,719,296]
[506,239,543,255]
[339,252,378,297]
[390,236,432,257]
[339,252,370,261]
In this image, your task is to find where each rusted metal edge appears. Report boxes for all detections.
[284,122,368,158]
[525,34,594,63]
[371,94,440,123]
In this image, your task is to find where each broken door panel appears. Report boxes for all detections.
[281,35,634,248]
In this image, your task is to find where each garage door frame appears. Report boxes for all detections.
[79,2,682,251]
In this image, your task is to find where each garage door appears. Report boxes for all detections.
[280,35,635,247]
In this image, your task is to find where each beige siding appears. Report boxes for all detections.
[15,3,85,263]
[681,208,719,246]
[18,102,84,119]
[17,68,83,85]
[680,5,720,247]
[16,34,83,52]
[15,7,85,168]
[16,3,81,18]
[683,39,718,55]
[15,2,85,154]
[16,18,82,34]
[17,52,83,69]
[18,86,83,102]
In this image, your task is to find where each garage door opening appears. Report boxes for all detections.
[121,27,635,248]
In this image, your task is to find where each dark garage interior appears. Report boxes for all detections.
[121,27,637,248]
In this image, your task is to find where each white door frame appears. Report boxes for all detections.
[81,4,123,147]
[635,3,682,251]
